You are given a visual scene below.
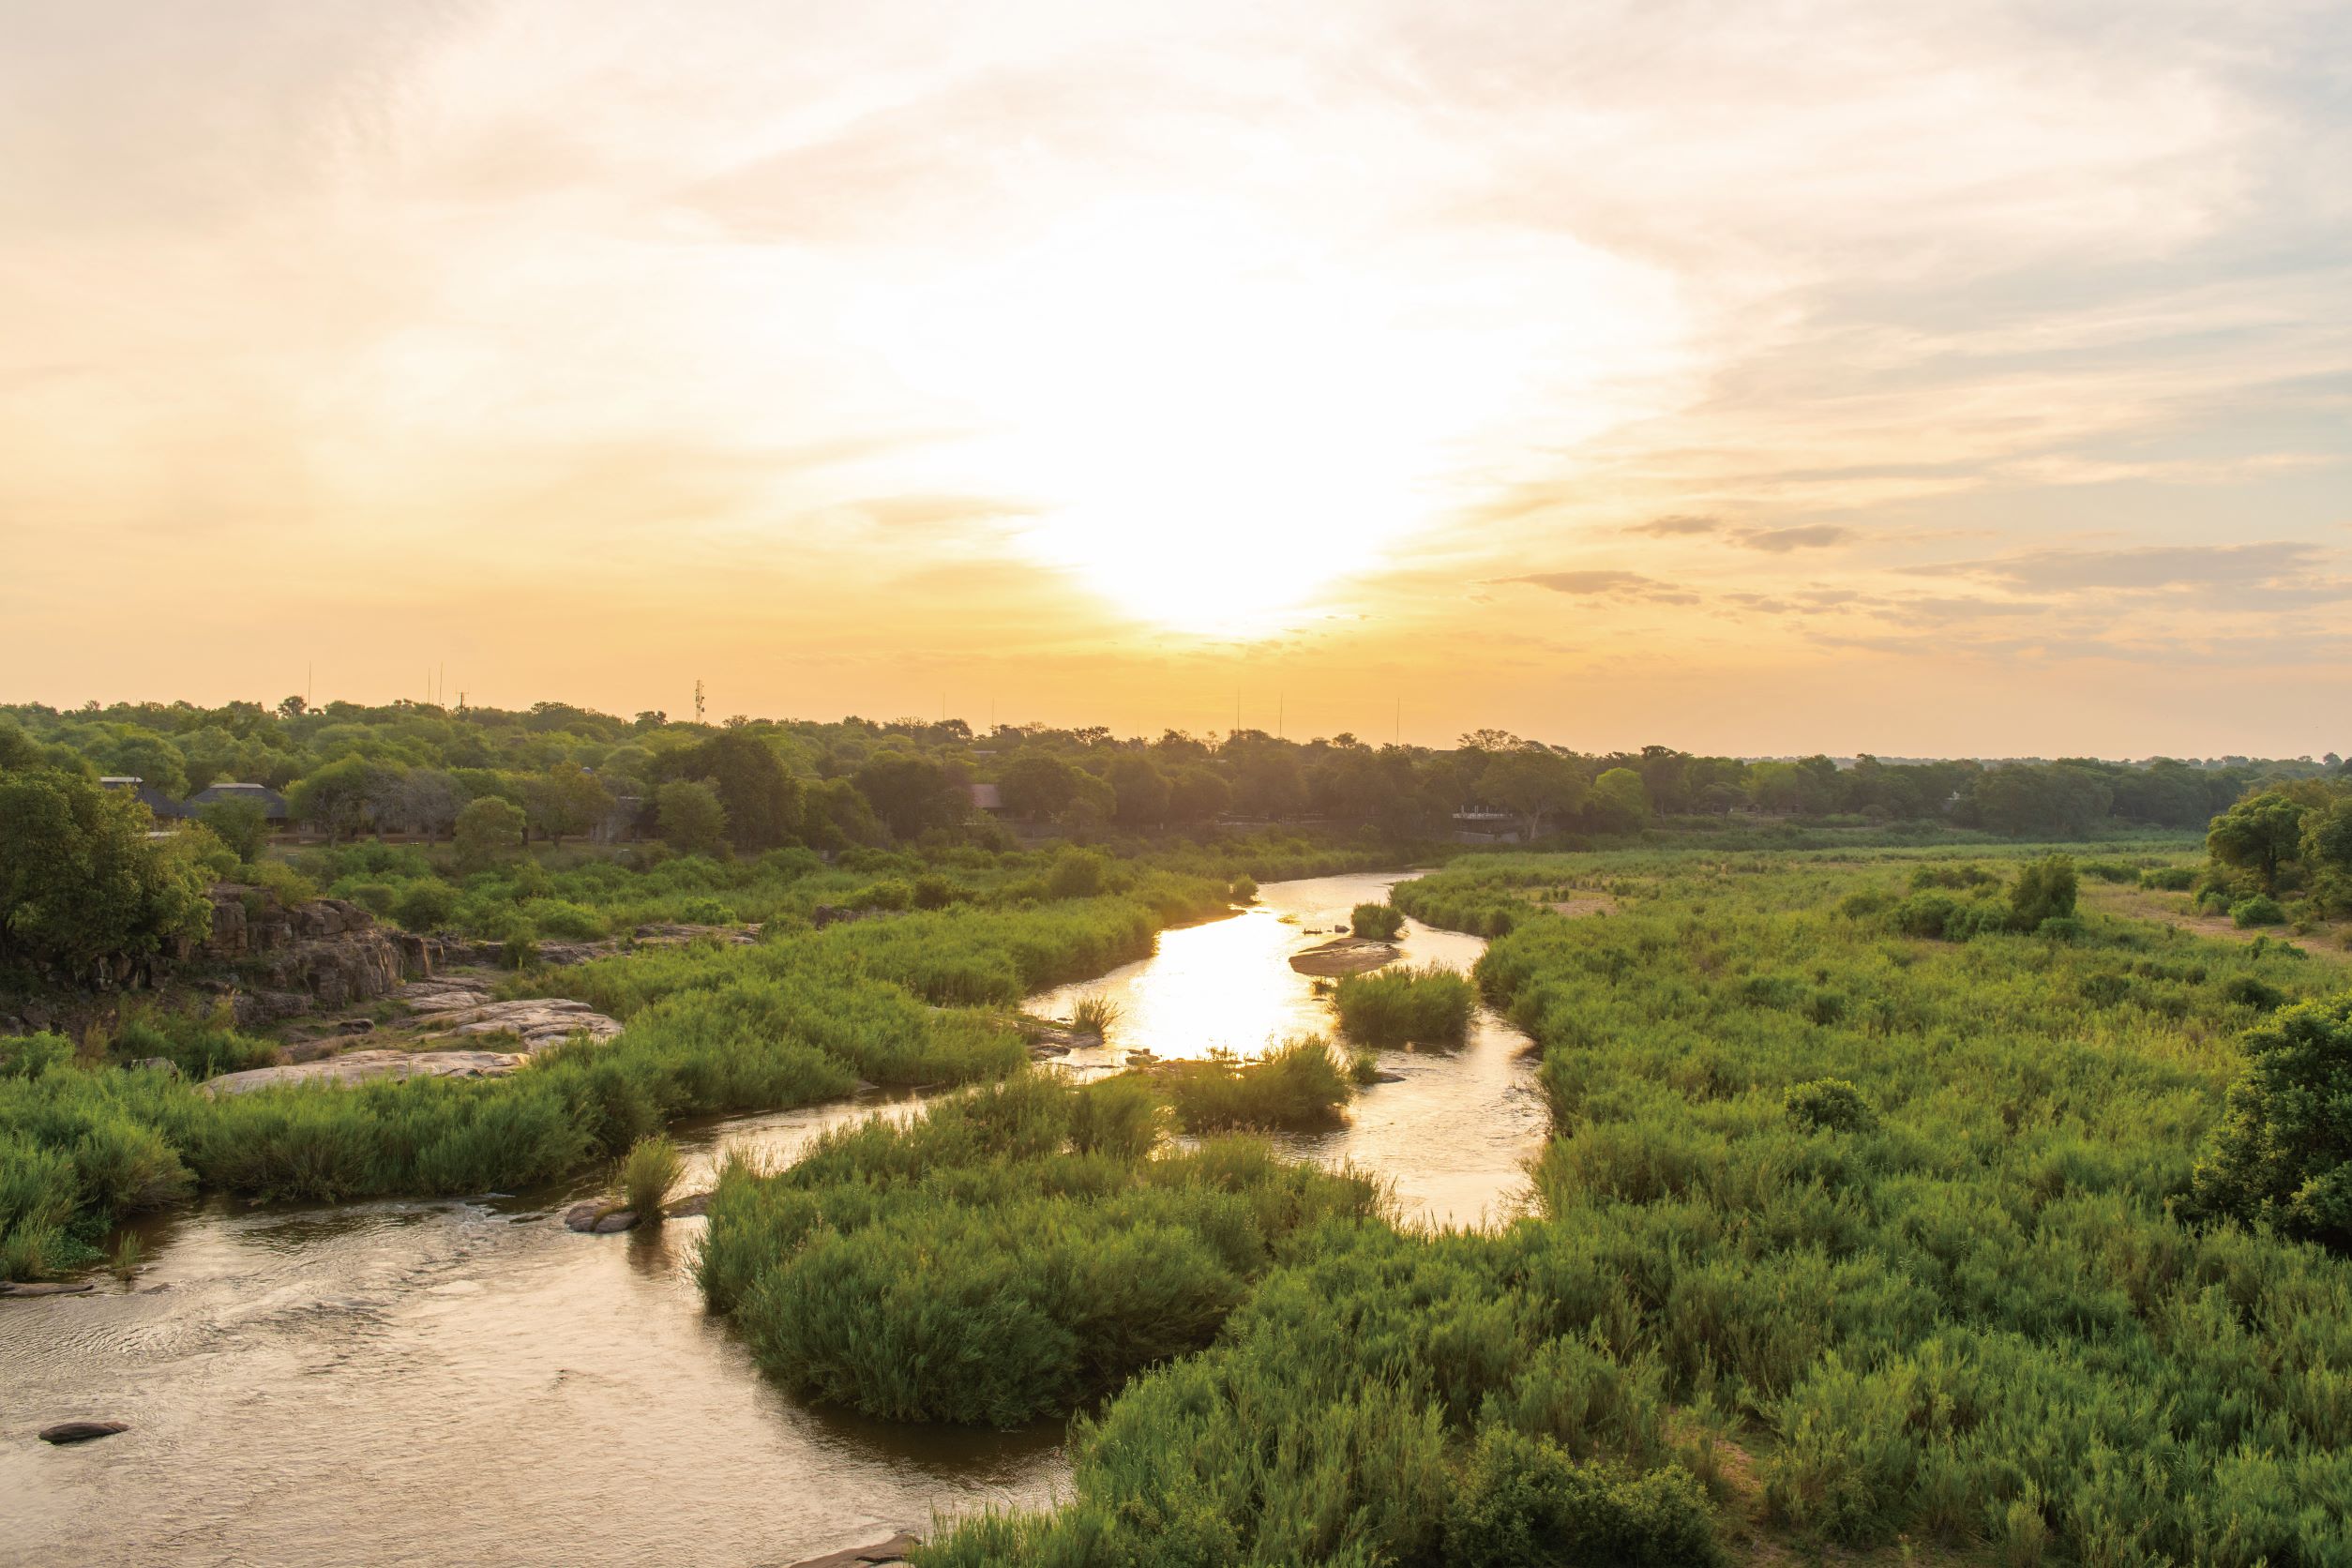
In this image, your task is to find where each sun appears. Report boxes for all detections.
[850,197,1678,636]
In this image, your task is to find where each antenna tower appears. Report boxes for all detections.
[694,680,706,726]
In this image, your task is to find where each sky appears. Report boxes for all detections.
[3,0,2347,757]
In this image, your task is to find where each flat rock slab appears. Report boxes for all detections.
[1,1281,96,1298]
[564,1202,640,1234]
[1288,937,1400,977]
[788,1532,922,1568]
[408,998,623,1051]
[39,1420,128,1444]
[203,1048,526,1095]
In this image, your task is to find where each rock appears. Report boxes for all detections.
[279,1037,344,1064]
[1288,937,1399,977]
[667,1191,712,1218]
[788,1532,923,1568]
[202,1048,527,1095]
[335,1018,376,1036]
[565,1201,641,1233]
[1368,1070,1407,1083]
[409,998,623,1053]
[38,1420,128,1444]
[0,1281,97,1298]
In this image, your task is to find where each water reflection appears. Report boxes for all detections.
[1029,871,1547,1229]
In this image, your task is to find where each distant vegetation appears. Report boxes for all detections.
[1334,965,1477,1047]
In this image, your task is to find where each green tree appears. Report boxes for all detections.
[1590,767,1649,831]
[998,751,1082,819]
[196,795,270,864]
[0,769,213,976]
[1106,754,1170,828]
[452,795,525,872]
[2191,995,2352,1251]
[1483,750,1588,841]
[1166,764,1232,825]
[656,732,804,851]
[656,779,729,857]
[852,753,963,840]
[524,763,614,846]
[2206,792,2310,892]
[287,755,385,845]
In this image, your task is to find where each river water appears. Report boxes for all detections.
[3,871,1543,1566]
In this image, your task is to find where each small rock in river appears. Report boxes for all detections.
[0,1281,96,1298]
[591,1211,639,1234]
[788,1531,924,1568]
[39,1420,129,1444]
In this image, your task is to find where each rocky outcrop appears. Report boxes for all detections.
[401,981,624,1052]
[200,887,430,1022]
[1288,937,1400,977]
[202,1048,527,1095]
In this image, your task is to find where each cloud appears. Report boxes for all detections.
[1907,540,2329,592]
[1500,570,1698,604]
[1736,524,1851,552]
[1625,514,1722,536]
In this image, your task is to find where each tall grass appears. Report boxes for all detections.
[1334,964,1476,1047]
[617,1134,682,1220]
[1156,1038,1354,1131]
[697,1074,1379,1425]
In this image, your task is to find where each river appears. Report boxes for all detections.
[2,870,1544,1566]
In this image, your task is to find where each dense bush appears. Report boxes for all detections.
[1351,901,1408,940]
[2232,894,2286,928]
[1334,965,1477,1047]
[698,1076,1377,1425]
[2141,865,2198,890]
[1448,1427,1720,1567]
[2189,995,2352,1249]
[1156,1039,1354,1131]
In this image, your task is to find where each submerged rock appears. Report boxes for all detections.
[1,1281,97,1298]
[39,1420,128,1444]
[563,1202,639,1234]
[789,1532,923,1568]
[1287,937,1399,977]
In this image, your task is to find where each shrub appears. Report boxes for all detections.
[617,1134,684,1221]
[2077,859,2137,884]
[112,1007,278,1080]
[2220,975,2285,1011]
[1069,993,1121,1037]
[1785,1078,1877,1134]
[1334,965,1476,1048]
[341,881,399,917]
[2140,866,2197,891]
[392,881,460,931]
[1047,850,1109,900]
[1351,902,1408,941]
[1160,1039,1354,1131]
[1447,1426,1721,1567]
[528,899,609,942]
[2189,994,2352,1249]
[1230,873,1259,903]
[2231,895,2286,928]
[2009,854,2078,930]
[197,795,272,863]
[676,897,739,925]
[857,879,913,912]
[912,873,957,911]
[2195,889,2233,917]
[453,796,525,872]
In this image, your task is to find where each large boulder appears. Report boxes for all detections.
[38,1420,128,1444]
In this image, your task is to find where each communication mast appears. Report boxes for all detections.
[694,680,706,726]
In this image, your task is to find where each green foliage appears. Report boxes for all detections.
[2141,865,2198,890]
[452,795,525,873]
[655,732,803,851]
[111,1006,278,1080]
[1068,992,1120,1036]
[617,1133,682,1220]
[2205,790,2314,893]
[654,779,728,857]
[391,881,459,931]
[699,1076,1377,1425]
[527,899,608,941]
[2232,894,2286,928]
[1784,1078,1877,1134]
[2009,853,2079,929]
[1351,901,1407,940]
[0,768,214,977]
[2191,995,2352,1249]
[1334,964,1477,1047]
[197,794,271,862]
[1448,1426,1720,1567]
[1046,848,1108,899]
[1157,1039,1355,1131]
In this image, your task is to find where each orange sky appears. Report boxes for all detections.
[3,2,2347,756]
